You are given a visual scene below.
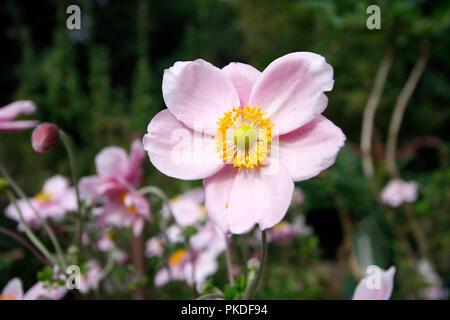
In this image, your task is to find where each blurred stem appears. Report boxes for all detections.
[403,203,428,258]
[131,231,147,300]
[385,41,429,177]
[361,46,394,177]
[6,190,57,266]
[196,292,223,300]
[336,207,360,278]
[243,230,267,300]
[60,130,83,254]
[225,235,235,287]
[0,225,51,266]
[138,186,173,278]
[0,163,65,268]
[99,246,115,282]
[384,41,431,262]
[184,238,198,298]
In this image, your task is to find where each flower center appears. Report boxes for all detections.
[215,105,273,170]
[34,191,53,204]
[118,192,139,216]
[169,248,188,267]
[0,294,15,300]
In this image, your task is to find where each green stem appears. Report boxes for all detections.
[196,292,224,300]
[225,235,235,287]
[138,186,173,278]
[243,230,267,300]
[6,190,57,265]
[0,163,66,268]
[0,225,51,266]
[60,130,83,252]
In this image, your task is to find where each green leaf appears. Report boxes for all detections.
[223,284,239,300]
[37,266,53,282]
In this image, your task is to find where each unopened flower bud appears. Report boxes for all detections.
[31,123,60,153]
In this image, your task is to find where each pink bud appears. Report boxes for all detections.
[31,123,60,153]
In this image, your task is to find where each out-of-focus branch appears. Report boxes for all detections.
[131,231,147,300]
[336,207,360,278]
[384,40,432,264]
[385,42,430,177]
[0,225,51,266]
[361,47,394,177]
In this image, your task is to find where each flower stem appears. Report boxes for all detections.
[138,186,173,278]
[243,230,267,300]
[0,163,65,268]
[6,190,57,266]
[0,225,51,266]
[225,235,235,287]
[59,130,83,252]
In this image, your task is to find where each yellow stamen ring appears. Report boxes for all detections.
[215,105,274,170]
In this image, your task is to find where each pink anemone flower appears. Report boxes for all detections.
[265,215,312,245]
[79,140,151,236]
[78,260,102,294]
[169,187,206,227]
[4,175,77,230]
[292,187,305,206]
[146,236,164,258]
[154,249,219,288]
[154,218,225,287]
[144,52,345,234]
[352,266,396,300]
[0,278,66,300]
[0,100,37,131]
[380,179,419,207]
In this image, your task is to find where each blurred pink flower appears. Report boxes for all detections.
[352,266,396,300]
[97,231,114,251]
[145,236,164,258]
[79,140,150,235]
[31,123,60,153]
[380,179,419,207]
[154,218,225,287]
[0,100,37,132]
[292,187,305,206]
[417,259,448,300]
[4,175,77,231]
[265,215,312,245]
[0,278,66,300]
[169,187,205,227]
[189,219,226,257]
[144,52,345,234]
[154,249,219,288]
[79,260,102,294]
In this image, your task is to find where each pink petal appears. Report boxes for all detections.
[0,100,36,121]
[2,278,23,299]
[162,59,240,135]
[0,120,38,131]
[249,52,334,136]
[278,115,345,182]
[95,146,129,178]
[353,266,396,300]
[126,139,145,185]
[169,188,205,227]
[183,187,205,204]
[4,199,39,230]
[42,175,70,197]
[205,162,294,234]
[143,109,224,180]
[79,176,119,198]
[222,62,261,106]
